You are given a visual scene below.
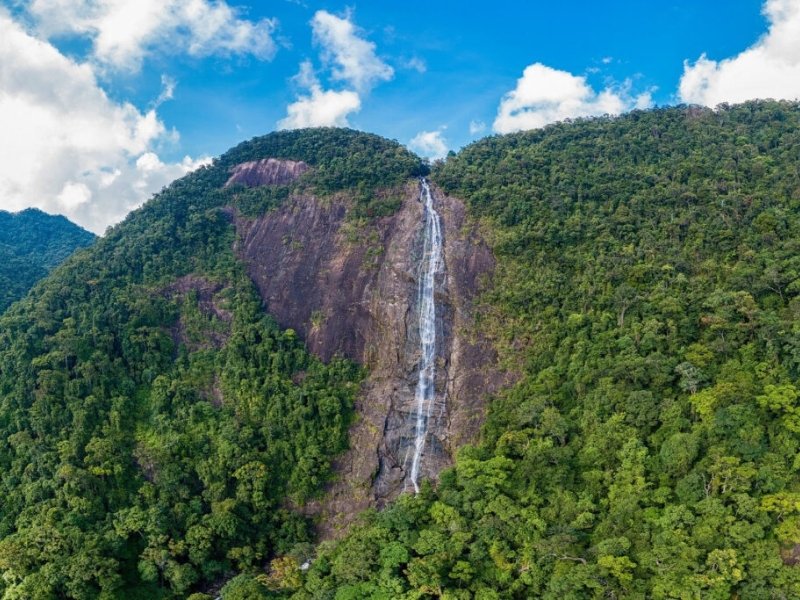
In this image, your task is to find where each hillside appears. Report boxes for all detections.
[1,103,800,599]
[295,101,800,598]
[0,208,95,313]
[0,129,431,599]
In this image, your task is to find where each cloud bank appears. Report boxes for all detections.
[0,10,211,233]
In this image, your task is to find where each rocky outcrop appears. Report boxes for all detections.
[234,180,508,537]
[225,158,310,188]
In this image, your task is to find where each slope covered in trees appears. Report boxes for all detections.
[0,130,424,598]
[0,208,95,313]
[3,105,800,599]
[291,102,800,599]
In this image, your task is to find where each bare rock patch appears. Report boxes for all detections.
[225,158,310,188]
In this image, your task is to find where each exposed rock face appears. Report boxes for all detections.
[225,158,310,188]
[783,544,800,566]
[234,181,508,537]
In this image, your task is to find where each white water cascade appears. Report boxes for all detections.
[406,178,444,493]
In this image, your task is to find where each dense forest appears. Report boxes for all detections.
[0,130,423,598]
[0,208,95,313]
[2,104,800,599]
[291,101,800,598]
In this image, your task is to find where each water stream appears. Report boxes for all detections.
[405,178,444,493]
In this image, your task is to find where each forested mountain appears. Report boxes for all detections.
[298,102,800,599]
[0,129,424,599]
[0,209,95,313]
[2,102,800,599]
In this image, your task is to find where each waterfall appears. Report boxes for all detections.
[406,178,444,493]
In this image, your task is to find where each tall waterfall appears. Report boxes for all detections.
[406,178,444,493]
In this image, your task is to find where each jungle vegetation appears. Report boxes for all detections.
[293,101,800,599]
[3,104,800,599]
[0,208,95,313]
[0,129,422,599]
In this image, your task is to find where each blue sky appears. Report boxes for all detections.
[125,0,769,160]
[1,0,798,232]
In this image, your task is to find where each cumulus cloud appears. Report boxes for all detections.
[310,9,394,91]
[279,88,360,128]
[634,90,655,109]
[0,12,209,233]
[280,10,393,130]
[493,64,654,134]
[279,61,361,128]
[409,129,449,160]
[26,0,277,71]
[679,0,800,105]
[493,63,653,133]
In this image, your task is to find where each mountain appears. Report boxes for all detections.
[1,102,800,599]
[0,208,95,313]
[0,129,434,599]
[300,102,800,599]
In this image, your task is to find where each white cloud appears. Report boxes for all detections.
[409,129,449,160]
[278,60,361,129]
[26,0,277,71]
[469,119,487,135]
[131,152,212,194]
[57,182,93,210]
[278,88,360,129]
[634,90,655,110]
[310,9,394,91]
[280,11,392,130]
[403,57,427,73]
[493,63,653,133]
[0,11,208,233]
[154,74,177,107]
[679,0,800,105]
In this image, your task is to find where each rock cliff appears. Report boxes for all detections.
[231,169,507,536]
[225,158,310,188]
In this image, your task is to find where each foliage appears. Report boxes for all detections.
[0,208,95,313]
[6,103,800,599]
[219,127,426,218]
[219,574,273,599]
[294,101,800,598]
[0,130,376,598]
